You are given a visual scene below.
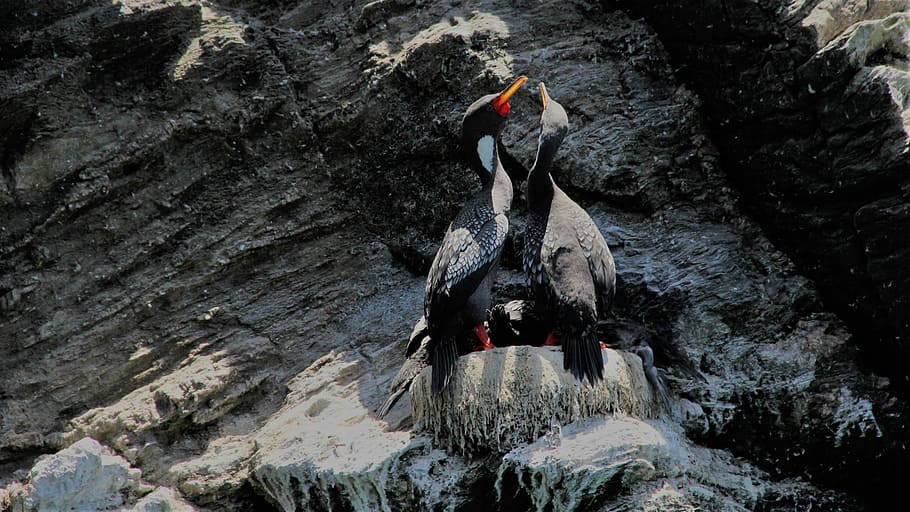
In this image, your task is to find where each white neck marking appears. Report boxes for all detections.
[476,135,495,173]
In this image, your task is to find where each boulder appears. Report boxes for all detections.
[0,437,197,512]
[411,347,656,453]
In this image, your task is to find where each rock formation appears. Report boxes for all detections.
[1,0,908,510]
[410,347,656,454]
[618,0,910,381]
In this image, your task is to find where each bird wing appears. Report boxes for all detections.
[522,213,550,294]
[404,315,429,358]
[526,205,607,384]
[528,229,596,336]
[535,235,604,384]
[574,210,616,317]
[380,332,431,418]
[424,210,508,323]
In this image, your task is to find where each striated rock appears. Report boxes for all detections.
[411,347,656,454]
[619,0,910,384]
[247,346,496,512]
[1,0,909,510]
[248,348,412,512]
[131,487,200,512]
[245,346,860,511]
[67,336,280,449]
[497,417,678,512]
[801,0,910,48]
[494,416,772,512]
[25,437,143,511]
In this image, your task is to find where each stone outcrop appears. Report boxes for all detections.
[618,0,910,377]
[1,0,908,510]
[0,437,197,512]
[410,347,656,454]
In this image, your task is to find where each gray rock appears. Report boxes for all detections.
[130,487,200,512]
[620,0,910,376]
[494,416,769,512]
[0,439,199,511]
[496,417,677,512]
[26,438,143,511]
[0,0,907,510]
[248,348,413,512]
[0,437,155,512]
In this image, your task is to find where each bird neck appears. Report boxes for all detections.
[467,134,499,187]
[490,158,513,214]
[527,138,558,211]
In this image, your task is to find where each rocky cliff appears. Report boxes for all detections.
[617,0,910,384]
[1,0,908,510]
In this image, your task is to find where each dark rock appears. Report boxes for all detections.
[616,0,910,391]
[1,1,908,511]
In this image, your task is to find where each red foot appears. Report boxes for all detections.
[542,332,561,347]
[600,341,609,349]
[473,324,495,351]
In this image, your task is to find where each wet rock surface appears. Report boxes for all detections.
[1,0,908,510]
[615,0,910,382]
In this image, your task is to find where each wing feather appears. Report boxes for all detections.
[425,210,508,324]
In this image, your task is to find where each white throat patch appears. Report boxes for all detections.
[476,135,495,173]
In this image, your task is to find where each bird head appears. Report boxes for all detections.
[460,75,527,177]
[537,82,568,146]
[527,81,569,178]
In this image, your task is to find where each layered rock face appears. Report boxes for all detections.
[616,0,910,375]
[1,0,908,510]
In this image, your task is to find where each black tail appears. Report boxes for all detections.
[430,335,458,395]
[564,328,604,385]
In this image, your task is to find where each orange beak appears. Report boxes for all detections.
[538,82,550,109]
[492,75,528,116]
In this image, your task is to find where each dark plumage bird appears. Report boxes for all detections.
[378,316,430,418]
[487,299,548,347]
[421,75,528,395]
[523,82,616,385]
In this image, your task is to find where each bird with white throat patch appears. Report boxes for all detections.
[417,75,527,396]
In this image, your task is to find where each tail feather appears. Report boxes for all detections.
[564,329,604,385]
[431,335,458,395]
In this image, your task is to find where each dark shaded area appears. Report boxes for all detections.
[612,0,910,393]
[597,2,910,504]
[496,469,537,512]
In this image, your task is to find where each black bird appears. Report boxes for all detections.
[378,316,431,418]
[422,75,528,395]
[523,82,616,385]
[487,299,548,347]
